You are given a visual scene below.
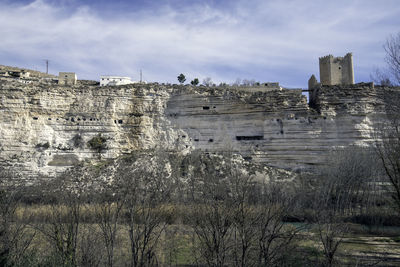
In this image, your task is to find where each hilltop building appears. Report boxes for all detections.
[58,72,77,85]
[0,69,34,84]
[319,53,354,85]
[308,53,355,91]
[0,70,30,78]
[100,76,133,86]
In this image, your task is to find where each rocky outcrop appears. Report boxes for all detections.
[0,80,186,181]
[0,79,395,180]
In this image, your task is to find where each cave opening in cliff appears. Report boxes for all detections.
[236,136,264,141]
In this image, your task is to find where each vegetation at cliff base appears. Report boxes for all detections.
[1,149,400,266]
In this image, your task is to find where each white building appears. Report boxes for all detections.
[100,76,134,86]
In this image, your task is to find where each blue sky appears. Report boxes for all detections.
[0,0,399,87]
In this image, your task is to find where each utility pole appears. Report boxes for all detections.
[140,69,142,83]
[44,59,49,74]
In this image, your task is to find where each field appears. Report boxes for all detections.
[2,203,399,267]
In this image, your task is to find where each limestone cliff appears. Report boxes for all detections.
[0,79,393,180]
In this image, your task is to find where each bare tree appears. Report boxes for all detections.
[186,153,300,267]
[94,184,125,267]
[310,148,378,266]
[312,179,348,267]
[223,156,298,267]
[115,151,176,267]
[34,176,82,266]
[372,82,400,215]
[371,32,400,85]
[202,77,213,87]
[255,183,299,266]
[187,153,235,267]
[77,224,103,267]
[232,78,242,86]
[241,79,256,86]
[230,171,259,267]
[376,118,400,214]
[0,169,35,266]
[310,149,379,267]
[320,148,381,217]
[384,33,400,85]
[299,147,391,266]
[371,68,393,86]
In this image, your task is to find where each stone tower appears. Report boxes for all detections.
[319,53,354,85]
[308,74,319,90]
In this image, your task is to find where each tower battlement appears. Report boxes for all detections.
[319,53,354,85]
[318,54,334,62]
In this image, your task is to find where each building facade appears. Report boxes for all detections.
[58,72,77,85]
[319,53,354,85]
[100,76,133,86]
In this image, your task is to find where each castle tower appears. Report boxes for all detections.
[308,74,319,90]
[319,53,354,85]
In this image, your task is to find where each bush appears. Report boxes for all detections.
[35,142,50,150]
[347,214,400,227]
[71,134,84,148]
[87,134,107,152]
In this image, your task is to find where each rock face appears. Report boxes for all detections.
[0,79,393,180]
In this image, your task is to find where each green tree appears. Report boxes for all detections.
[191,78,199,86]
[177,74,186,84]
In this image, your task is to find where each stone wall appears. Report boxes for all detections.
[0,80,394,180]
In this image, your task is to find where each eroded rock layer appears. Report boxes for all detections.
[0,80,392,180]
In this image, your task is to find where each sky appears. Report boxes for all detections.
[0,0,399,88]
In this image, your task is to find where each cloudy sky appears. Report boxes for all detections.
[0,0,399,87]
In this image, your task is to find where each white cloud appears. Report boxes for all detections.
[0,0,399,87]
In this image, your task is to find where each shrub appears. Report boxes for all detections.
[87,134,107,153]
[35,142,50,150]
[71,134,84,148]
